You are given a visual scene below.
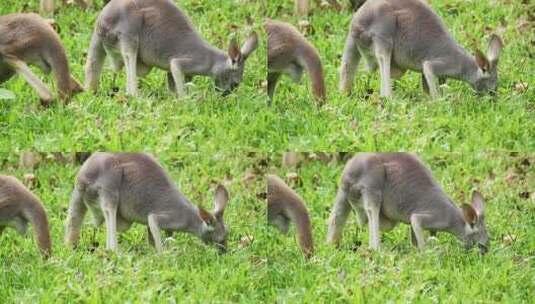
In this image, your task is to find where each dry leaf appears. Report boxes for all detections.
[239,235,254,248]
[514,82,529,93]
[298,20,311,33]
[502,234,517,246]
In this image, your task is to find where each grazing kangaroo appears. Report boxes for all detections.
[339,0,503,98]
[267,174,314,257]
[266,19,326,105]
[294,0,342,15]
[0,175,52,258]
[85,0,258,97]
[327,153,490,253]
[64,153,230,253]
[40,0,93,16]
[0,13,83,104]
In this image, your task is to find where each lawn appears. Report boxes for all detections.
[0,0,533,151]
[0,151,534,302]
[1,0,534,302]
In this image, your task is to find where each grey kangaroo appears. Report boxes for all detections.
[85,0,258,97]
[327,153,489,253]
[0,13,83,104]
[267,174,314,258]
[40,0,93,16]
[64,153,230,253]
[0,175,52,258]
[266,19,326,105]
[294,0,342,15]
[339,0,503,98]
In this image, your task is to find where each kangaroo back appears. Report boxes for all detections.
[267,174,314,257]
[0,175,51,257]
[266,19,326,103]
[0,13,82,101]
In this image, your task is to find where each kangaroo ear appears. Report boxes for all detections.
[228,38,241,63]
[461,204,478,226]
[487,34,503,65]
[471,191,485,216]
[240,32,259,60]
[475,49,490,73]
[198,206,216,226]
[214,184,229,219]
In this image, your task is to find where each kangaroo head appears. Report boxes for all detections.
[472,34,503,95]
[198,184,230,252]
[461,191,489,254]
[213,32,258,95]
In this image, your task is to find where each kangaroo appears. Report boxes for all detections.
[339,0,503,98]
[267,174,314,258]
[327,153,490,253]
[64,153,230,253]
[85,0,258,98]
[0,175,52,258]
[266,19,326,106]
[40,0,93,16]
[294,0,342,15]
[0,13,83,105]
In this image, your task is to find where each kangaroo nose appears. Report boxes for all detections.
[478,243,489,254]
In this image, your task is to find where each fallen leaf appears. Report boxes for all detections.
[286,172,302,187]
[514,82,529,93]
[239,235,254,248]
[502,234,517,246]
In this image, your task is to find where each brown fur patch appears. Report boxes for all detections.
[198,206,215,225]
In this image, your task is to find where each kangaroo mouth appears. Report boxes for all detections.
[215,242,227,254]
[478,243,489,254]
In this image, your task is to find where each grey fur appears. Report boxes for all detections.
[64,153,230,253]
[0,13,83,104]
[84,0,258,97]
[339,0,503,98]
[40,0,93,16]
[327,153,489,253]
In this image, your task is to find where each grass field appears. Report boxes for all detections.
[0,0,533,151]
[1,0,534,302]
[1,152,534,302]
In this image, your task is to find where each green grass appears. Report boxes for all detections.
[1,0,534,302]
[0,152,534,302]
[0,0,533,151]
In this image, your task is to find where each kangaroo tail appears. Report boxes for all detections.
[299,46,326,102]
[23,199,52,258]
[288,205,314,258]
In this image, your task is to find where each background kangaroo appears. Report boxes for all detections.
[64,153,230,253]
[0,175,52,258]
[339,0,503,98]
[40,0,93,16]
[266,19,326,106]
[327,153,490,253]
[294,0,343,15]
[0,13,83,105]
[267,174,314,258]
[85,0,258,97]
